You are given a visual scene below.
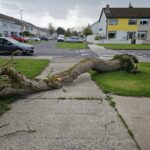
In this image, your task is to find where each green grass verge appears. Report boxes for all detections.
[27,40,47,45]
[0,59,49,78]
[99,44,150,50]
[56,42,87,50]
[0,59,49,115]
[90,63,150,97]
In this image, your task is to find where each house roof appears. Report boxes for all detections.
[0,13,21,25]
[0,13,48,32]
[103,8,150,18]
[90,21,99,27]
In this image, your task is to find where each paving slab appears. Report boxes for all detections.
[113,95,150,150]
[0,99,137,150]
[0,58,138,150]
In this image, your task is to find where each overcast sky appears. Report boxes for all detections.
[0,0,150,29]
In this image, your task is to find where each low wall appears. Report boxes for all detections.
[99,39,150,44]
[87,35,150,44]
[86,34,100,44]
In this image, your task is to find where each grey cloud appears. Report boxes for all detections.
[1,0,101,19]
[0,0,150,28]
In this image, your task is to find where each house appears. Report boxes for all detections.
[0,13,49,37]
[23,22,50,37]
[99,5,150,44]
[0,13,22,37]
[90,21,100,34]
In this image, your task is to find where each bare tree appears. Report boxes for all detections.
[48,23,55,36]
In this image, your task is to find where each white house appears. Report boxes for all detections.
[0,13,21,37]
[90,21,100,34]
[98,5,150,44]
[0,13,49,37]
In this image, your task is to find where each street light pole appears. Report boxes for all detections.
[20,9,23,36]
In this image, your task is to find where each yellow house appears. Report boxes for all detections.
[99,5,150,43]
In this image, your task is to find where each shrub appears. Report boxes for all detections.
[95,35,100,40]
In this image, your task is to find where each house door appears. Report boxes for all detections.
[127,32,136,44]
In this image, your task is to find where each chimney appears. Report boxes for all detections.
[129,3,133,8]
[105,5,110,13]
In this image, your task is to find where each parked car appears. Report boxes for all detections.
[0,37,34,55]
[48,36,55,40]
[40,36,49,41]
[57,35,65,42]
[25,36,41,41]
[10,35,28,43]
[66,36,83,43]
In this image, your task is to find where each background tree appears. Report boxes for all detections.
[65,28,71,37]
[71,31,78,36]
[56,27,65,35]
[83,25,93,36]
[48,23,55,36]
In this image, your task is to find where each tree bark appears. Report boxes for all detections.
[0,54,138,98]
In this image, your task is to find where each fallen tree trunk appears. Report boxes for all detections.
[0,54,139,97]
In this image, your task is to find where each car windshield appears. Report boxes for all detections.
[6,38,21,44]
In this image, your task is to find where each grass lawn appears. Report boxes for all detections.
[99,44,150,50]
[90,63,150,97]
[0,59,49,115]
[56,42,88,50]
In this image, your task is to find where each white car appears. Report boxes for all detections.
[57,35,64,42]
[66,36,83,43]
[25,36,41,41]
[48,36,55,40]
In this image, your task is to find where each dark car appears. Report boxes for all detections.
[40,36,49,41]
[0,37,34,55]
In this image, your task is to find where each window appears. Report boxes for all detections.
[11,32,15,36]
[10,23,17,29]
[25,26,29,31]
[0,38,9,44]
[0,21,2,26]
[4,31,8,37]
[2,21,7,27]
[109,19,118,25]
[128,19,137,25]
[108,31,116,39]
[138,31,147,40]
[140,19,149,25]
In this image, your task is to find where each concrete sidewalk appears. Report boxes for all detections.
[0,57,138,150]
[88,44,118,60]
[113,95,150,150]
[88,44,150,62]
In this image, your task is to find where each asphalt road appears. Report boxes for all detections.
[34,40,98,58]
[0,40,150,62]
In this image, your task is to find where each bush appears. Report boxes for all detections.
[95,35,100,40]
